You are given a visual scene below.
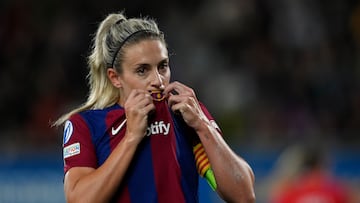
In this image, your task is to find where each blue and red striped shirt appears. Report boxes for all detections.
[63,100,218,203]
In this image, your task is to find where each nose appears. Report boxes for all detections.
[151,70,164,90]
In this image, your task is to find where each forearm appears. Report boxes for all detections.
[195,120,255,203]
[65,135,139,203]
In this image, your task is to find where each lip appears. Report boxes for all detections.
[149,90,166,101]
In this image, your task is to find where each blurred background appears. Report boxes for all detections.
[1,0,360,202]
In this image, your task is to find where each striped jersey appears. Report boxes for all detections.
[62,99,218,203]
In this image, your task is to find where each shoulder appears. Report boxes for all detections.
[80,104,123,119]
[63,104,125,144]
[66,104,124,134]
[70,104,124,124]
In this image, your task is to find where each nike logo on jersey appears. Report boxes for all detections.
[111,119,127,136]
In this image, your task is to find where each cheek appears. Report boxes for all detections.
[163,70,171,84]
[127,75,155,92]
[124,77,147,90]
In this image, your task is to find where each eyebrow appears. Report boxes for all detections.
[134,58,169,67]
[158,58,169,65]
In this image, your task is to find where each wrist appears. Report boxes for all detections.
[123,131,143,146]
[193,117,211,134]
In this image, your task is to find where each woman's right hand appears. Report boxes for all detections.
[64,89,155,203]
[123,89,155,143]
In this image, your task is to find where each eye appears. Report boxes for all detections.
[158,61,169,73]
[136,65,148,76]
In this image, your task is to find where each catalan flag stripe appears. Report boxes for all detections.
[192,143,210,176]
[193,144,203,154]
[196,154,208,171]
[195,150,206,162]
[199,161,210,175]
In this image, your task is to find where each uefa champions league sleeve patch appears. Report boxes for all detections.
[63,120,74,144]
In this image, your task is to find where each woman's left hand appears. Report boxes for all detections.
[164,82,255,203]
[164,81,207,131]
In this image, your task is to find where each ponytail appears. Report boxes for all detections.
[54,12,164,126]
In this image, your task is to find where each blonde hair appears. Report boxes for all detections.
[54,12,165,126]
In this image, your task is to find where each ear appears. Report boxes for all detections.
[107,68,122,88]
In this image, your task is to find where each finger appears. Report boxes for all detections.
[170,102,186,113]
[128,90,151,103]
[135,92,154,105]
[125,91,153,112]
[128,89,146,98]
[167,92,197,106]
[167,93,186,108]
[164,81,187,96]
[169,96,199,117]
[143,102,156,115]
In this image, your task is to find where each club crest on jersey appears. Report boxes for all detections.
[146,121,170,136]
[150,90,165,101]
[63,142,80,159]
[63,120,73,144]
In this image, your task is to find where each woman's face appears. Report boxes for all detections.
[118,39,170,104]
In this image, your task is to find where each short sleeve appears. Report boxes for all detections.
[63,113,97,174]
[199,102,223,135]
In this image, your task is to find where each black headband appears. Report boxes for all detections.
[110,29,154,68]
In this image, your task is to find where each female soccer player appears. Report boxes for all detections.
[55,12,255,203]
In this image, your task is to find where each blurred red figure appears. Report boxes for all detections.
[270,145,350,203]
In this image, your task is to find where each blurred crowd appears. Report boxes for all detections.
[263,144,360,203]
[1,0,360,153]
